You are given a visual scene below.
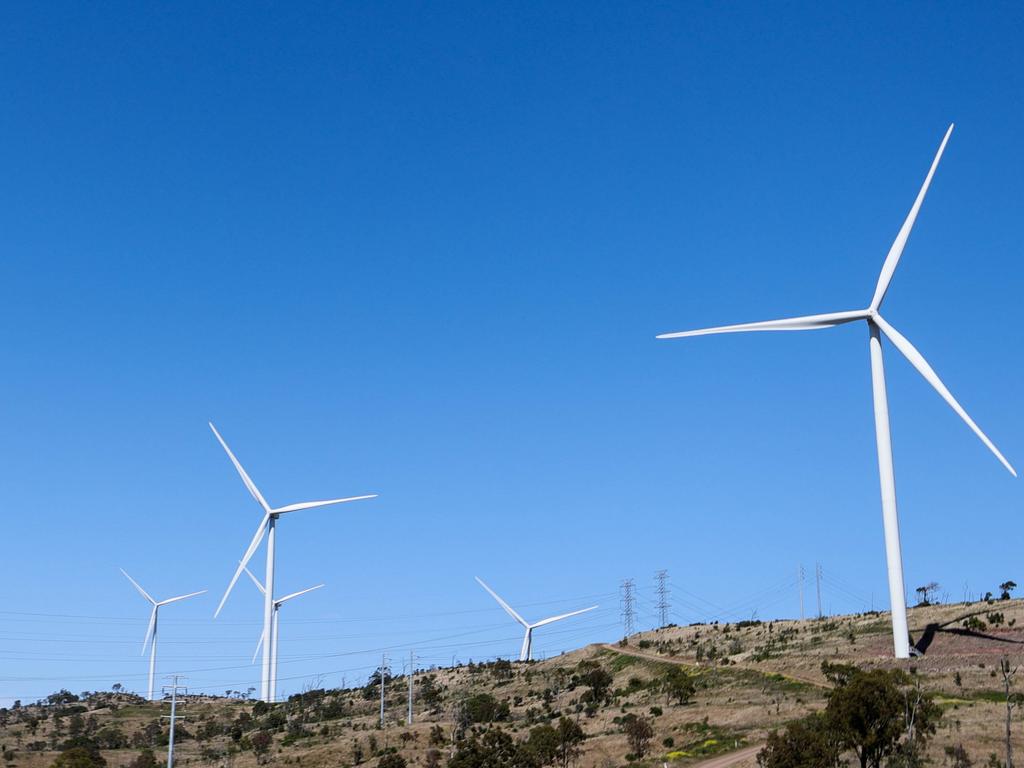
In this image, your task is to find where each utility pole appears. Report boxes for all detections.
[162,675,187,768]
[620,579,636,638]
[798,564,805,620]
[407,650,415,725]
[654,570,670,628]
[815,563,823,618]
[379,652,387,729]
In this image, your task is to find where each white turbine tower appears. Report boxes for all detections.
[120,569,205,701]
[209,422,376,702]
[244,567,323,703]
[475,577,597,661]
[657,124,1015,659]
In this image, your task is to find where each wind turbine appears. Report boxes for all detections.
[475,577,598,661]
[244,567,324,703]
[209,422,376,702]
[120,569,205,701]
[656,124,1015,659]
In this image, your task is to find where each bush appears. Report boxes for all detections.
[378,755,406,768]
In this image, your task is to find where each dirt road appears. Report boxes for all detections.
[691,744,762,767]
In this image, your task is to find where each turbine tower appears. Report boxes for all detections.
[475,577,597,661]
[120,569,205,701]
[657,124,1015,659]
[245,567,324,703]
[209,422,376,701]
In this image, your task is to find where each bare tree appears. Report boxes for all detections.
[999,656,1021,768]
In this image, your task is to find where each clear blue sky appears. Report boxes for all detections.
[1,2,1021,703]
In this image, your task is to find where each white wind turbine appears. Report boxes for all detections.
[244,567,324,703]
[475,577,598,661]
[657,124,1015,659]
[209,422,376,702]
[120,569,206,701]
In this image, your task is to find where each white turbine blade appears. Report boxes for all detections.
[475,577,528,627]
[874,314,1016,476]
[209,422,271,512]
[657,310,867,339]
[272,494,378,515]
[120,569,156,605]
[158,589,207,606]
[531,605,598,628]
[141,606,157,655]
[244,567,266,595]
[276,584,325,604]
[870,124,954,310]
[252,629,265,665]
[214,513,270,617]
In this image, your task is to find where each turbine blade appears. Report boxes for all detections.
[209,422,271,512]
[121,569,156,605]
[158,590,207,606]
[475,577,528,627]
[244,567,266,595]
[252,629,264,665]
[214,513,270,617]
[657,310,868,339]
[276,584,325,604]
[870,124,954,310]
[272,494,378,514]
[531,605,598,628]
[874,315,1016,476]
[142,606,157,655]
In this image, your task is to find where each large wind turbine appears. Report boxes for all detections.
[475,577,597,661]
[209,422,376,701]
[657,124,1015,659]
[245,567,323,703]
[120,569,205,701]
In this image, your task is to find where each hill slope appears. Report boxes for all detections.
[3,598,1023,768]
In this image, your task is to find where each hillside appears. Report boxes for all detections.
[3,598,1023,768]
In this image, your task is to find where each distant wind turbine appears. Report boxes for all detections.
[120,569,205,701]
[209,422,376,702]
[656,124,1015,659]
[475,577,597,661]
[244,567,324,704]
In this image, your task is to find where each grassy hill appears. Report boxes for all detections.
[3,598,1023,768]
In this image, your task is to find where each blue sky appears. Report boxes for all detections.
[1,1,1022,703]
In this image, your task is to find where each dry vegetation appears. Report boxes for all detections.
[3,597,1023,768]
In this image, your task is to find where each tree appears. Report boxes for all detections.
[999,657,1022,768]
[523,725,559,767]
[127,749,157,768]
[662,667,696,706]
[448,728,528,768]
[757,713,840,768]
[250,731,272,764]
[462,693,510,724]
[577,665,613,704]
[914,582,939,606]
[1000,582,1017,601]
[51,746,106,768]
[621,715,653,758]
[826,667,940,768]
[378,755,407,768]
[419,675,444,712]
[552,718,584,768]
